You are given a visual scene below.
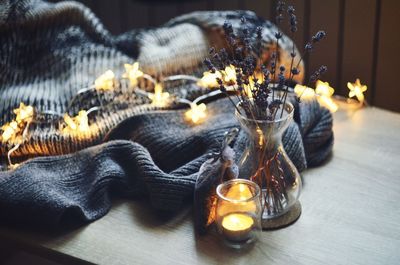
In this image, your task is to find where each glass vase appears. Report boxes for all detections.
[235,102,302,220]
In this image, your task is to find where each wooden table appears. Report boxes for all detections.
[1,107,400,265]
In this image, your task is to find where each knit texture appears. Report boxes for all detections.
[0,1,333,227]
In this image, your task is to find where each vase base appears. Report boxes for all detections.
[261,201,302,230]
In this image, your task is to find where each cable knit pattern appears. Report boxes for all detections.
[0,1,333,227]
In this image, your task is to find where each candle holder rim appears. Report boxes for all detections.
[234,101,294,124]
[216,179,261,203]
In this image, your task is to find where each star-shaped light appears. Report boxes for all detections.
[63,110,90,135]
[14,103,34,124]
[223,65,237,83]
[94,70,116,91]
[315,80,338,112]
[294,84,315,99]
[185,103,207,124]
[1,121,20,143]
[197,71,222,88]
[315,80,334,97]
[148,83,170,107]
[347,78,367,102]
[123,62,144,87]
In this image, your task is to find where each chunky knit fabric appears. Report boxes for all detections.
[0,1,333,227]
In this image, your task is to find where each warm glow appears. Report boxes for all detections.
[315,80,338,112]
[197,71,222,88]
[223,65,237,83]
[318,95,339,112]
[123,62,144,87]
[222,213,254,232]
[63,110,90,135]
[148,83,170,107]
[347,78,367,102]
[14,103,34,124]
[185,103,207,124]
[1,121,19,143]
[94,70,115,91]
[226,183,254,201]
[315,80,334,97]
[217,183,257,217]
[294,84,315,99]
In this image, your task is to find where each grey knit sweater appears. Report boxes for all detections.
[0,0,333,227]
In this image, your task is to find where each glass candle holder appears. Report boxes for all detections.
[215,179,261,249]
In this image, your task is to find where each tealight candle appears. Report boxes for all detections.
[222,213,254,242]
[216,179,261,248]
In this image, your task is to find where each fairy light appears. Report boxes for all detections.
[185,103,207,124]
[94,70,116,91]
[315,80,338,112]
[148,83,170,107]
[14,103,34,124]
[63,110,90,135]
[223,65,237,83]
[123,62,144,87]
[1,121,20,143]
[347,78,367,103]
[197,71,222,88]
[294,84,315,99]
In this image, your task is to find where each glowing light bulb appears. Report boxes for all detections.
[347,78,367,103]
[123,62,144,87]
[63,110,90,135]
[315,80,338,112]
[315,80,334,97]
[94,70,115,91]
[197,71,222,88]
[185,103,207,124]
[1,121,20,143]
[14,103,34,124]
[223,65,237,83]
[148,83,170,107]
[294,84,315,99]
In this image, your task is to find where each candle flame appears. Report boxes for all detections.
[185,103,207,124]
[123,62,144,87]
[94,70,115,91]
[347,78,367,102]
[148,83,170,107]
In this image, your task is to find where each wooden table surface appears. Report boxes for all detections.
[1,106,400,265]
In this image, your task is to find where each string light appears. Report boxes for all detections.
[1,121,20,143]
[94,70,116,91]
[62,110,90,136]
[315,80,338,112]
[294,84,315,99]
[148,83,170,107]
[123,62,144,87]
[185,103,207,124]
[0,59,370,171]
[347,78,367,103]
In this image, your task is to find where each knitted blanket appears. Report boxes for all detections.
[0,0,333,227]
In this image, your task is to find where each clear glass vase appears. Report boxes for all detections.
[235,102,302,220]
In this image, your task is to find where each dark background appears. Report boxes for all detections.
[47,0,400,112]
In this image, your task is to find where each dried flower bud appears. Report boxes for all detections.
[312,30,326,43]
[275,32,283,39]
[291,68,300,75]
[305,43,313,52]
[287,5,295,14]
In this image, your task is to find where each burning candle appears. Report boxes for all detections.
[216,179,261,248]
[221,213,254,242]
